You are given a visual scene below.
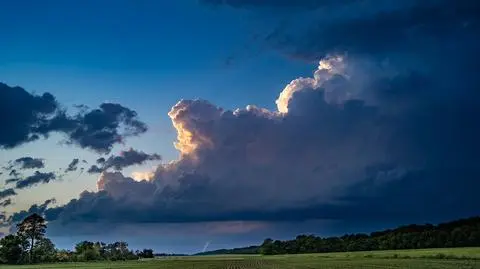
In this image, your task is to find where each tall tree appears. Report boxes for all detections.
[16,213,47,263]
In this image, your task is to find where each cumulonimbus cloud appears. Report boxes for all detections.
[28,48,480,231]
[8,0,480,233]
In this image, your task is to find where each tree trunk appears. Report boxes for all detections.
[30,236,34,263]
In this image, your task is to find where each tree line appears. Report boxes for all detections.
[195,245,259,256]
[259,216,480,255]
[0,213,154,264]
[194,216,480,256]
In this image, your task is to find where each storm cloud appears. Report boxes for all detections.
[203,0,480,63]
[37,51,480,231]
[0,83,148,153]
[7,0,480,234]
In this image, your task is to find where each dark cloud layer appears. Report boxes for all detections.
[0,83,147,153]
[286,0,479,61]
[15,171,56,189]
[13,157,45,169]
[204,0,480,64]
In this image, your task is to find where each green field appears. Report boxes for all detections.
[1,248,479,269]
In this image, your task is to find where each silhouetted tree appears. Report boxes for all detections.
[16,213,46,263]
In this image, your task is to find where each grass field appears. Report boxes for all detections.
[1,248,479,269]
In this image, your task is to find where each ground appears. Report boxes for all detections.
[1,248,479,268]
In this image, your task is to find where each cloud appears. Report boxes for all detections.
[65,158,80,173]
[13,157,45,169]
[0,199,12,207]
[202,0,480,64]
[29,50,472,232]
[5,178,19,185]
[103,149,161,171]
[0,83,148,153]
[64,103,148,153]
[0,82,58,149]
[0,189,16,200]
[15,171,57,189]
[297,0,478,59]
[8,0,480,235]
[87,165,104,174]
[8,169,19,177]
[96,157,106,164]
[8,199,56,224]
[86,149,161,174]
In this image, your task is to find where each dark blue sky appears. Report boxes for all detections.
[1,0,479,253]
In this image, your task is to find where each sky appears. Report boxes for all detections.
[1,0,480,254]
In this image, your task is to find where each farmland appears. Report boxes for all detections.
[1,248,479,269]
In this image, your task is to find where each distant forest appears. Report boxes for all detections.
[197,216,480,255]
[197,245,259,256]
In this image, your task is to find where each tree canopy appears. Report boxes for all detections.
[259,217,480,255]
[195,216,480,256]
[0,213,145,264]
[16,213,46,262]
